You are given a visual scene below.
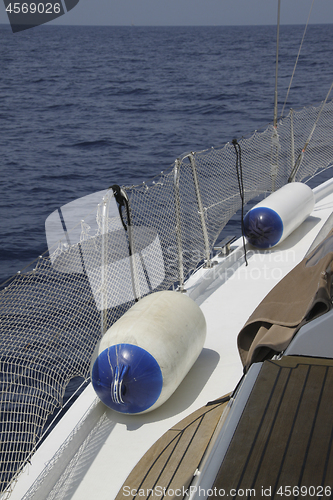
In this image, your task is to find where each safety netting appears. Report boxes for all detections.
[1,98,333,497]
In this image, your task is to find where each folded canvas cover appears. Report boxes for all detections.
[238,228,333,369]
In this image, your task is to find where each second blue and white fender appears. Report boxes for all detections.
[243,182,315,249]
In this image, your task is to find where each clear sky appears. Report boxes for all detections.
[1,0,333,28]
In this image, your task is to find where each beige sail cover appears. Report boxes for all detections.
[238,231,333,369]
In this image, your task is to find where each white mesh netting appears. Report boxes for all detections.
[1,99,333,497]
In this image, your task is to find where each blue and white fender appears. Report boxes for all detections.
[90,291,206,414]
[243,182,315,249]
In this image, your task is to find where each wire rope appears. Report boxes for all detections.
[280,0,315,118]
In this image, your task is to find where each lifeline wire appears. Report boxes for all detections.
[281,0,315,118]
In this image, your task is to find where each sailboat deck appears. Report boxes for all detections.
[212,356,333,499]
[8,187,333,500]
[115,397,230,500]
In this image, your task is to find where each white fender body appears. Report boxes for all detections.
[90,291,206,414]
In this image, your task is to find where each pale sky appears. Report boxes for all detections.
[1,0,333,28]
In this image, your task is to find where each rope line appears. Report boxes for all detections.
[281,0,315,118]
[232,139,248,266]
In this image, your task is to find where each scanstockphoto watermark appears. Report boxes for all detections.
[122,485,259,497]
[211,249,297,283]
[122,485,333,497]
[3,0,80,33]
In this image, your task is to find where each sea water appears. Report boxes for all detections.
[0,23,332,284]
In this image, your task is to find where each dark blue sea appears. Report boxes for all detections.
[0,23,333,285]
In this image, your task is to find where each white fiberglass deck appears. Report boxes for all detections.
[8,181,333,500]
